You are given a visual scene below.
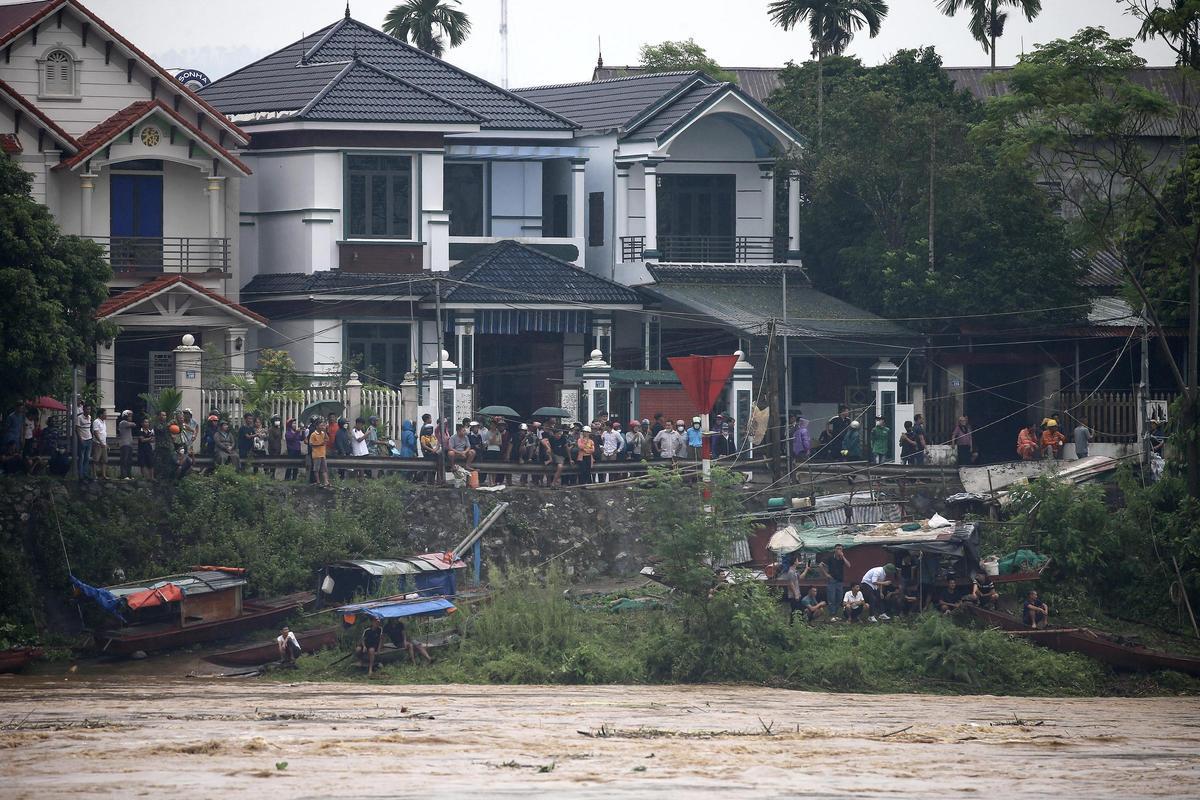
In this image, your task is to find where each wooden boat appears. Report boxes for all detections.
[963,603,1200,676]
[355,631,460,665]
[203,625,340,667]
[0,647,42,673]
[86,568,313,656]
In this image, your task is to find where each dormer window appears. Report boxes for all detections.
[39,48,79,99]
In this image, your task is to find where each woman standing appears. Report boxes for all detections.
[951,416,976,466]
[576,425,595,485]
[284,418,302,480]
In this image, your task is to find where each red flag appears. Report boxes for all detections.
[667,355,740,415]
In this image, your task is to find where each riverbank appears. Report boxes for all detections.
[1,679,1197,798]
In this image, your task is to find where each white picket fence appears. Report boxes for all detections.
[199,379,409,442]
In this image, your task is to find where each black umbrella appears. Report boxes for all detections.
[531,406,571,418]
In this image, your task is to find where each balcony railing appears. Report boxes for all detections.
[92,236,230,273]
[620,235,787,263]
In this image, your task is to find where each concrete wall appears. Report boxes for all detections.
[490,161,542,237]
[245,149,344,275]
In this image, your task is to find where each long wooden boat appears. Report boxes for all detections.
[963,603,1200,676]
[93,591,312,656]
[0,647,42,673]
[203,625,340,667]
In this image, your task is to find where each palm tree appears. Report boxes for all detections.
[382,0,471,58]
[767,0,889,144]
[935,0,1042,71]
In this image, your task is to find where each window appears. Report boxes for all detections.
[445,163,485,236]
[588,192,604,247]
[346,155,413,239]
[41,49,77,98]
[345,323,412,387]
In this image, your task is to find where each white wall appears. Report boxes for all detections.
[578,133,618,280]
[258,318,343,376]
[244,149,343,274]
[490,161,542,237]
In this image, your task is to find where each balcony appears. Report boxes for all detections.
[621,235,787,264]
[92,236,230,274]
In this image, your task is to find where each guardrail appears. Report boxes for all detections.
[91,236,230,273]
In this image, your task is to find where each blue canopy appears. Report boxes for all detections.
[71,576,126,622]
[340,597,456,620]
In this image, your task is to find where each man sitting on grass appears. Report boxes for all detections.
[936,578,963,615]
[800,586,827,623]
[1023,590,1050,629]
[842,583,870,623]
[276,626,302,665]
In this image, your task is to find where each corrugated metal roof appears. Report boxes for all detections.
[1088,295,1146,327]
[1075,248,1124,289]
[443,240,642,305]
[516,71,704,133]
[332,554,466,576]
[201,17,573,130]
[106,571,246,598]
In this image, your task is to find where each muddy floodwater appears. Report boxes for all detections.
[1,678,1198,798]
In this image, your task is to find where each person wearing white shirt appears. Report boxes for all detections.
[841,583,871,623]
[276,626,302,664]
[75,407,93,480]
[91,410,109,480]
[859,564,894,621]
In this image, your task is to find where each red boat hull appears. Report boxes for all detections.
[0,647,42,673]
[203,625,340,667]
[93,592,312,656]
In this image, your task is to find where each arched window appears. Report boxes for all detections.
[42,49,76,97]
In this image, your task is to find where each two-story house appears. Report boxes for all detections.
[0,0,264,427]
[201,11,642,418]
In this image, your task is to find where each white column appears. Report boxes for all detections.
[787,170,801,261]
[760,165,774,246]
[419,349,459,423]
[581,349,611,423]
[615,163,629,264]
[174,334,203,419]
[80,173,97,237]
[570,158,587,241]
[426,211,450,271]
[642,160,660,259]
[207,176,226,239]
[96,339,116,435]
[870,359,900,463]
[731,350,755,455]
[400,371,419,426]
[346,371,363,423]
[226,326,247,376]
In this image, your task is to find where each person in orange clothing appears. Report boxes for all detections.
[1017,425,1040,460]
[1040,419,1067,459]
[576,424,596,484]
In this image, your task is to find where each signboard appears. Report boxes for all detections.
[173,68,211,91]
[1146,399,1169,424]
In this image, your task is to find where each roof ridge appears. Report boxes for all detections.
[0,75,80,150]
[296,60,356,117]
[315,58,487,121]
[516,70,701,92]
[624,75,723,135]
[202,23,336,89]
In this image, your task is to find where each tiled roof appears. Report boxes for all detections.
[516,71,704,133]
[0,77,79,151]
[592,65,784,104]
[200,17,574,131]
[55,99,250,174]
[624,80,726,140]
[97,275,267,325]
[0,0,50,39]
[444,240,642,306]
[0,133,20,154]
[242,271,433,299]
[0,0,247,144]
[297,60,482,123]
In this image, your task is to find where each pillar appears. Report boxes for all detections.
[642,160,660,259]
[590,315,612,364]
[787,170,801,261]
[454,314,475,388]
[80,172,97,237]
[346,371,363,423]
[570,158,587,241]
[946,363,965,421]
[1041,364,1061,422]
[96,338,116,435]
[419,349,459,423]
[760,165,774,253]
[581,349,611,424]
[400,371,419,426]
[206,176,225,240]
[173,334,203,422]
[615,163,630,261]
[731,349,755,454]
[870,359,900,464]
[426,211,450,271]
[226,327,247,376]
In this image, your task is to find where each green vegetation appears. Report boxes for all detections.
[637,39,737,83]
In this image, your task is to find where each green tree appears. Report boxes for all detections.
[976,26,1200,496]
[935,0,1042,70]
[638,39,737,83]
[222,349,307,417]
[767,0,889,144]
[770,47,1082,328]
[0,152,112,413]
[382,0,471,58]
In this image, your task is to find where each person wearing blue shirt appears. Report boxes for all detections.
[686,417,704,460]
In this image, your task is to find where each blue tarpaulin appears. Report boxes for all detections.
[414,569,456,598]
[71,576,126,622]
[339,597,456,620]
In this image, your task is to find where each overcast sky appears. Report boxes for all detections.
[57,0,1181,87]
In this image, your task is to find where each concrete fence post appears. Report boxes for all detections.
[346,371,363,423]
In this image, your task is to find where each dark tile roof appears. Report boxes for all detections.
[201,17,574,131]
[0,0,49,40]
[444,240,642,306]
[592,65,783,104]
[241,271,432,299]
[516,71,704,133]
[297,60,482,123]
[624,81,726,141]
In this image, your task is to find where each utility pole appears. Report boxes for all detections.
[765,319,782,481]
[499,0,509,90]
[434,278,446,485]
[928,118,936,271]
[781,268,790,474]
[1140,324,1151,466]
[71,366,79,481]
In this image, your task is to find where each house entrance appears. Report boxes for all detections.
[964,362,1041,464]
[474,333,563,417]
[657,174,735,262]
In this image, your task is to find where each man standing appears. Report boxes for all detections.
[821,544,851,620]
[358,617,384,677]
[831,405,851,441]
[309,419,331,488]
[870,415,890,465]
[951,416,976,466]
[182,409,201,455]
[75,404,93,480]
[859,563,894,622]
[686,417,704,461]
[1073,417,1092,460]
[546,424,573,487]
[117,410,136,480]
[624,420,646,463]
[654,421,684,465]
[912,414,928,465]
[236,413,256,473]
[92,409,109,480]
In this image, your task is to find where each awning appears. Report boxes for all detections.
[475,309,589,335]
[338,597,456,621]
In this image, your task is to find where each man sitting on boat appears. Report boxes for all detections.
[1023,590,1050,629]
[967,574,1000,610]
[357,618,384,676]
[277,626,301,665]
[384,619,433,665]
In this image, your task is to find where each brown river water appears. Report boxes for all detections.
[1,673,1198,798]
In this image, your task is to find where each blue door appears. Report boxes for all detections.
[110,174,163,269]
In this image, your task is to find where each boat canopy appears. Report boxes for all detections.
[337,597,456,620]
[769,519,980,559]
[329,555,465,576]
[105,570,247,599]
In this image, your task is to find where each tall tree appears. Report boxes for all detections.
[935,0,1042,71]
[638,39,738,83]
[767,0,889,144]
[0,153,112,413]
[382,0,471,58]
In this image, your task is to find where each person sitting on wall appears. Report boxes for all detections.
[936,577,963,614]
[446,424,475,468]
[1040,420,1067,459]
[1017,424,1040,461]
[1023,590,1050,629]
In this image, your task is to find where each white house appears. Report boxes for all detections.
[0,0,262,426]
